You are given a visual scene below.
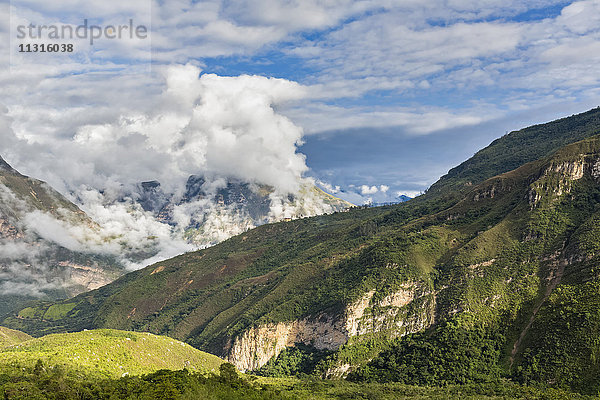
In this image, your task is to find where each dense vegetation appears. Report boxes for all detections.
[5,108,600,396]
[2,329,589,399]
[255,344,333,378]
[0,362,592,400]
[0,363,277,400]
[349,315,504,385]
[513,281,600,395]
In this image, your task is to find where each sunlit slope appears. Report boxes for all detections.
[0,329,224,378]
[425,106,600,199]
[0,326,32,348]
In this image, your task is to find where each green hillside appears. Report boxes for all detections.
[5,108,600,395]
[0,329,223,379]
[0,326,32,348]
[426,106,600,198]
[3,204,390,344]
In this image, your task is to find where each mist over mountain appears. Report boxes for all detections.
[132,175,350,247]
[0,149,350,316]
[9,108,600,396]
[0,156,123,316]
[0,64,354,312]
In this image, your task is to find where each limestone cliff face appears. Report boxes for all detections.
[225,281,435,372]
[592,158,600,179]
[528,156,597,206]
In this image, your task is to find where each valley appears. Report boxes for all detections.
[3,108,600,397]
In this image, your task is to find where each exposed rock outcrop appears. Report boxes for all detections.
[528,157,590,207]
[226,281,436,372]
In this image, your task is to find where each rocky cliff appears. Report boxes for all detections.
[226,281,436,372]
[133,176,353,248]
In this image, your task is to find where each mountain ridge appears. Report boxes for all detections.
[0,156,21,175]
[0,157,123,317]
[0,154,352,318]
[4,107,600,394]
[426,106,600,199]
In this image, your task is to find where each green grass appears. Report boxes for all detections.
[0,329,224,379]
[0,327,32,348]
[43,303,77,321]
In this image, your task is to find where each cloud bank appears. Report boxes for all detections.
[0,63,350,301]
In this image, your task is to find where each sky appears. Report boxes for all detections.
[1,0,600,204]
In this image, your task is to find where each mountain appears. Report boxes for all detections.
[0,155,88,234]
[5,108,600,395]
[425,107,600,200]
[132,175,352,248]
[0,154,351,317]
[0,156,123,317]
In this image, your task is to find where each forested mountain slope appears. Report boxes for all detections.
[5,108,600,394]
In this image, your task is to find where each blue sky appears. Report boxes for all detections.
[194,0,600,203]
[2,0,600,204]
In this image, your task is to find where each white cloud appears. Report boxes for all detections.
[316,180,341,194]
[2,0,599,145]
[278,1,600,131]
[360,185,379,195]
[396,190,422,198]
[4,64,311,197]
[286,102,488,135]
[557,0,600,35]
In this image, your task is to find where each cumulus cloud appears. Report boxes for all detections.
[320,182,410,205]
[315,180,341,194]
[360,185,379,195]
[3,0,599,147]
[359,184,390,195]
[396,190,423,198]
[0,62,338,280]
[5,64,310,197]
